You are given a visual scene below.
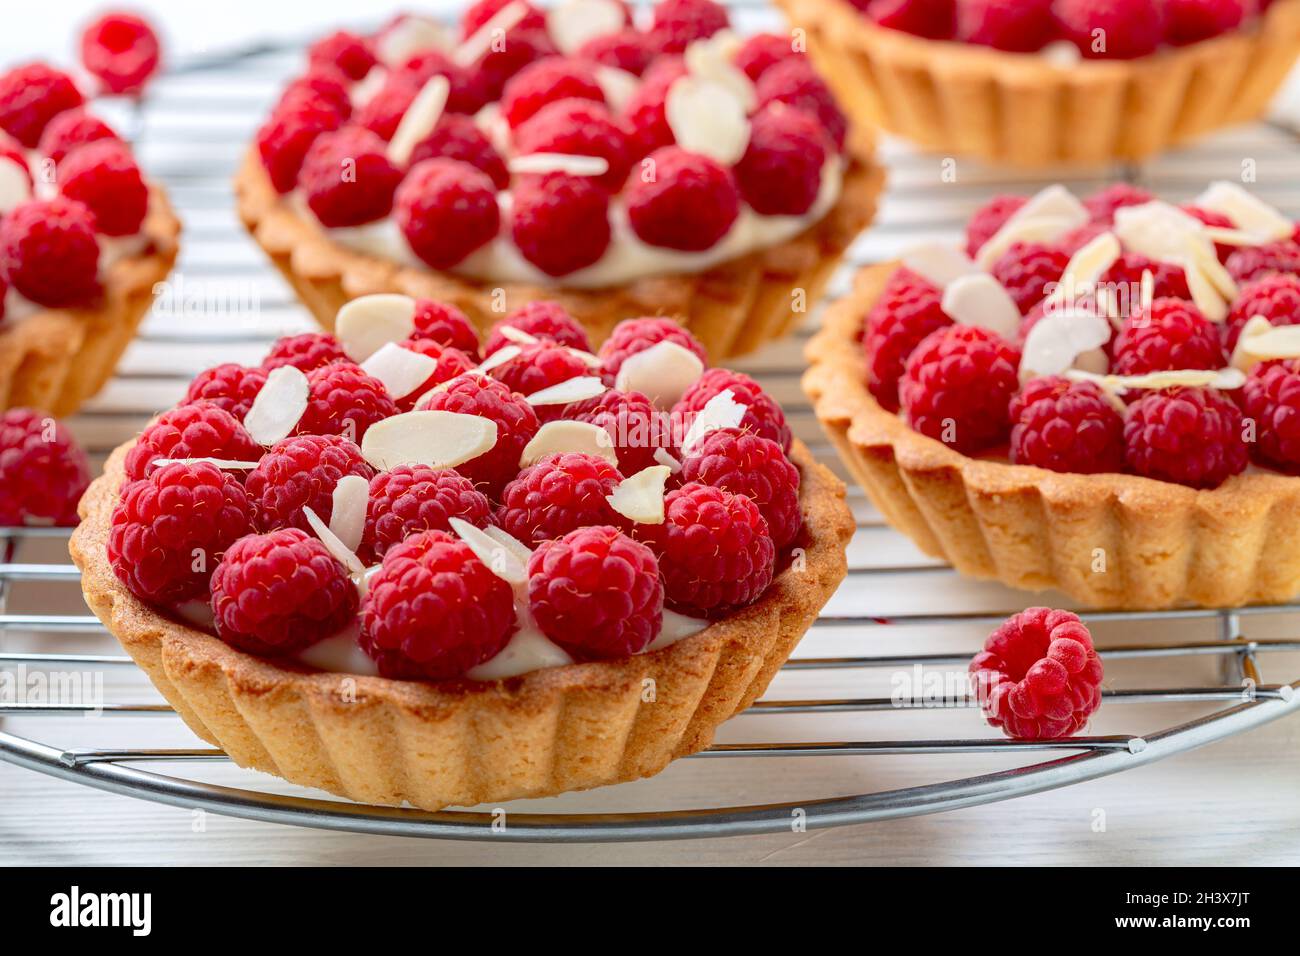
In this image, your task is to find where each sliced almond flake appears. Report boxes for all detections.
[1066,367,1247,393]
[477,344,522,374]
[328,475,369,555]
[1230,315,1280,371]
[1194,181,1294,242]
[0,159,32,216]
[1182,257,1228,322]
[1112,201,1207,263]
[941,273,1020,340]
[360,342,438,400]
[1233,319,1300,366]
[454,0,529,66]
[1046,231,1122,311]
[412,369,487,409]
[336,294,418,362]
[565,347,603,369]
[653,447,683,473]
[1018,309,1112,381]
[607,465,671,525]
[387,74,450,167]
[303,505,367,576]
[615,339,705,409]
[594,66,638,112]
[683,30,755,111]
[448,516,527,585]
[665,76,750,165]
[1005,184,1088,232]
[681,388,746,454]
[1187,239,1239,302]
[975,215,1076,271]
[519,420,618,468]
[352,564,382,600]
[508,152,610,177]
[525,375,607,406]
[151,457,261,470]
[496,325,540,346]
[900,242,981,289]
[244,365,309,446]
[546,0,626,53]
[1139,269,1155,312]
[483,525,534,565]
[360,410,497,471]
[1204,226,1268,247]
[376,15,451,67]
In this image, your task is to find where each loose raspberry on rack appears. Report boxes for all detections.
[970,608,1104,740]
[245,433,374,532]
[1082,183,1154,222]
[1164,0,1245,45]
[1098,253,1191,319]
[420,375,540,496]
[391,339,477,412]
[514,98,634,192]
[299,127,403,228]
[360,529,517,680]
[869,0,958,39]
[502,57,606,128]
[461,0,548,37]
[488,340,594,403]
[308,30,376,82]
[734,32,803,80]
[956,0,1054,51]
[899,324,1021,455]
[297,361,398,440]
[650,0,730,53]
[1112,298,1226,376]
[282,70,353,120]
[568,389,666,475]
[124,402,262,483]
[498,452,625,546]
[58,138,149,236]
[627,146,740,252]
[1226,240,1300,285]
[675,368,794,453]
[965,194,1026,258]
[407,114,509,189]
[0,410,90,527]
[511,172,613,277]
[108,462,254,604]
[1225,274,1300,351]
[211,528,359,657]
[411,300,482,358]
[862,268,953,413]
[38,108,119,165]
[735,103,829,217]
[395,158,501,270]
[0,198,100,308]
[80,12,162,95]
[529,525,664,661]
[1124,386,1247,488]
[470,27,558,101]
[1240,359,1300,473]
[598,317,707,380]
[0,63,84,148]
[256,95,343,193]
[1055,0,1164,59]
[1008,377,1125,475]
[991,241,1070,315]
[485,301,592,356]
[623,56,687,159]
[261,332,348,373]
[183,363,269,421]
[577,30,657,76]
[680,427,802,549]
[364,465,492,559]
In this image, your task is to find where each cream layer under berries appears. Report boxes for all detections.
[105,296,806,682]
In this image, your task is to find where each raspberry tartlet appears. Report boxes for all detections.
[805,182,1300,609]
[235,0,882,360]
[72,299,853,810]
[779,0,1300,166]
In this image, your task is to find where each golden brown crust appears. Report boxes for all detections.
[0,186,181,417]
[779,0,1300,166]
[234,149,883,361]
[805,263,1300,610]
[70,438,853,810]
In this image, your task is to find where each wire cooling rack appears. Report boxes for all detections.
[2,2,1300,842]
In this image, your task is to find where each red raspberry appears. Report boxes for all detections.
[970,608,1103,740]
[965,194,1026,258]
[862,268,953,413]
[0,410,90,526]
[1083,183,1154,222]
[680,427,802,549]
[623,56,687,158]
[514,98,633,192]
[461,0,548,37]
[108,462,254,604]
[246,434,374,532]
[256,96,342,193]
[529,526,664,661]
[0,64,84,148]
[1008,377,1125,474]
[297,361,398,440]
[498,452,625,546]
[58,138,149,236]
[568,389,667,475]
[356,74,422,141]
[420,375,540,496]
[1112,298,1226,375]
[360,529,516,679]
[868,0,957,39]
[1055,220,1110,256]
[899,325,1021,455]
[364,465,491,559]
[598,317,707,380]
[392,339,477,411]
[1226,240,1300,285]
[399,50,492,116]
[308,30,376,82]
[262,332,347,373]
[79,13,161,96]
[627,146,740,252]
[639,482,775,617]
[1164,0,1245,44]
[1225,274,1300,350]
[184,364,268,421]
[0,135,28,189]
[124,402,261,483]
[511,172,612,277]
[1124,386,1247,488]
[395,158,501,270]
[734,32,803,80]
[411,300,482,357]
[577,30,657,76]
[675,368,793,453]
[470,28,558,101]
[956,0,1054,50]
[408,114,509,188]
[735,103,829,217]
[486,301,592,356]
[1098,253,1191,320]
[991,241,1070,315]
[650,0,730,52]
[1240,359,1300,473]
[299,127,402,228]
[502,57,605,128]
[282,71,353,120]
[1055,0,1164,59]
[754,58,847,151]
[0,198,100,308]
[211,529,359,657]
[38,108,118,164]
[488,341,593,401]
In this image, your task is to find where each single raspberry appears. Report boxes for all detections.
[411,300,482,357]
[956,0,1054,50]
[675,368,793,453]
[529,526,663,660]
[407,114,509,188]
[183,364,268,421]
[211,528,359,657]
[1098,253,1191,319]
[485,301,592,356]
[108,462,254,604]
[360,529,516,679]
[627,146,740,251]
[1181,204,1236,261]
[461,0,548,37]
[734,32,803,80]
[399,50,492,116]
[502,57,605,128]
[735,103,829,217]
[568,389,667,475]
[514,98,633,192]
[245,434,374,532]
[1083,183,1154,222]
[680,427,801,549]
[1240,359,1300,473]
[0,410,90,526]
[899,325,1021,455]
[970,608,1104,740]
[308,30,376,82]
[577,30,657,76]
[991,241,1070,315]
[364,465,491,559]
[650,0,730,52]
[261,332,347,373]
[469,28,558,101]
[392,339,478,411]
[395,158,501,270]
[598,317,707,380]
[965,194,1026,258]
[256,96,342,192]
[355,74,422,141]
[497,452,625,546]
[1112,298,1226,375]
[79,13,161,95]
[862,269,952,413]
[58,138,149,236]
[1124,386,1247,488]
[299,126,403,228]
[623,56,687,158]
[0,198,100,308]
[1164,0,1245,44]
[488,340,593,402]
[868,0,958,39]
[1226,240,1300,285]
[38,108,118,164]
[639,482,775,617]
[124,402,261,482]
[1055,0,1164,59]
[1225,274,1300,350]
[754,58,847,151]
[296,361,398,441]
[1008,377,1125,474]
[286,68,353,117]
[0,64,84,148]
[420,375,540,496]
[511,172,612,277]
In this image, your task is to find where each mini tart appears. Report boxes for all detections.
[779,0,1300,167]
[0,186,180,416]
[805,263,1300,611]
[71,438,852,811]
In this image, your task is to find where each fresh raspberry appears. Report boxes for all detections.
[1240,359,1300,473]
[1164,0,1245,44]
[965,194,1026,258]
[734,32,803,80]
[0,198,100,308]
[183,363,268,421]
[1083,183,1154,222]
[1055,220,1110,256]
[1008,377,1125,474]
[124,402,261,482]
[956,0,1054,50]
[868,0,958,39]
[639,482,775,617]
[991,241,1070,315]
[261,332,347,373]
[79,13,161,95]
[485,301,592,356]
[1225,240,1300,285]
[511,172,612,277]
[245,434,374,532]
[735,103,829,217]
[58,138,149,236]
[1181,204,1236,261]
[299,127,402,228]
[598,317,707,380]
[1098,253,1191,319]
[568,389,667,475]
[398,49,492,116]
[0,64,84,148]
[355,74,422,140]
[364,465,492,559]
[395,158,501,269]
[407,114,509,188]
[498,452,625,546]
[256,96,342,192]
[108,462,254,604]
[1124,386,1247,488]
[1112,298,1226,375]
[529,526,664,660]
[514,98,633,192]
[0,410,90,526]
[680,427,802,549]
[38,108,118,164]
[419,375,540,496]
[899,325,1021,455]
[488,340,593,401]
[862,268,952,413]
[627,146,740,252]
[1225,274,1300,350]
[969,608,1104,740]
[754,58,847,151]
[411,300,482,357]
[297,361,398,440]
[577,30,657,76]
[650,0,730,53]
[308,30,376,82]
[1055,0,1164,59]
[623,56,687,159]
[360,529,516,679]
[211,528,359,657]
[502,57,605,128]
[391,339,477,411]
[469,28,558,101]
[675,368,793,453]
[282,70,353,120]
[461,0,548,37]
